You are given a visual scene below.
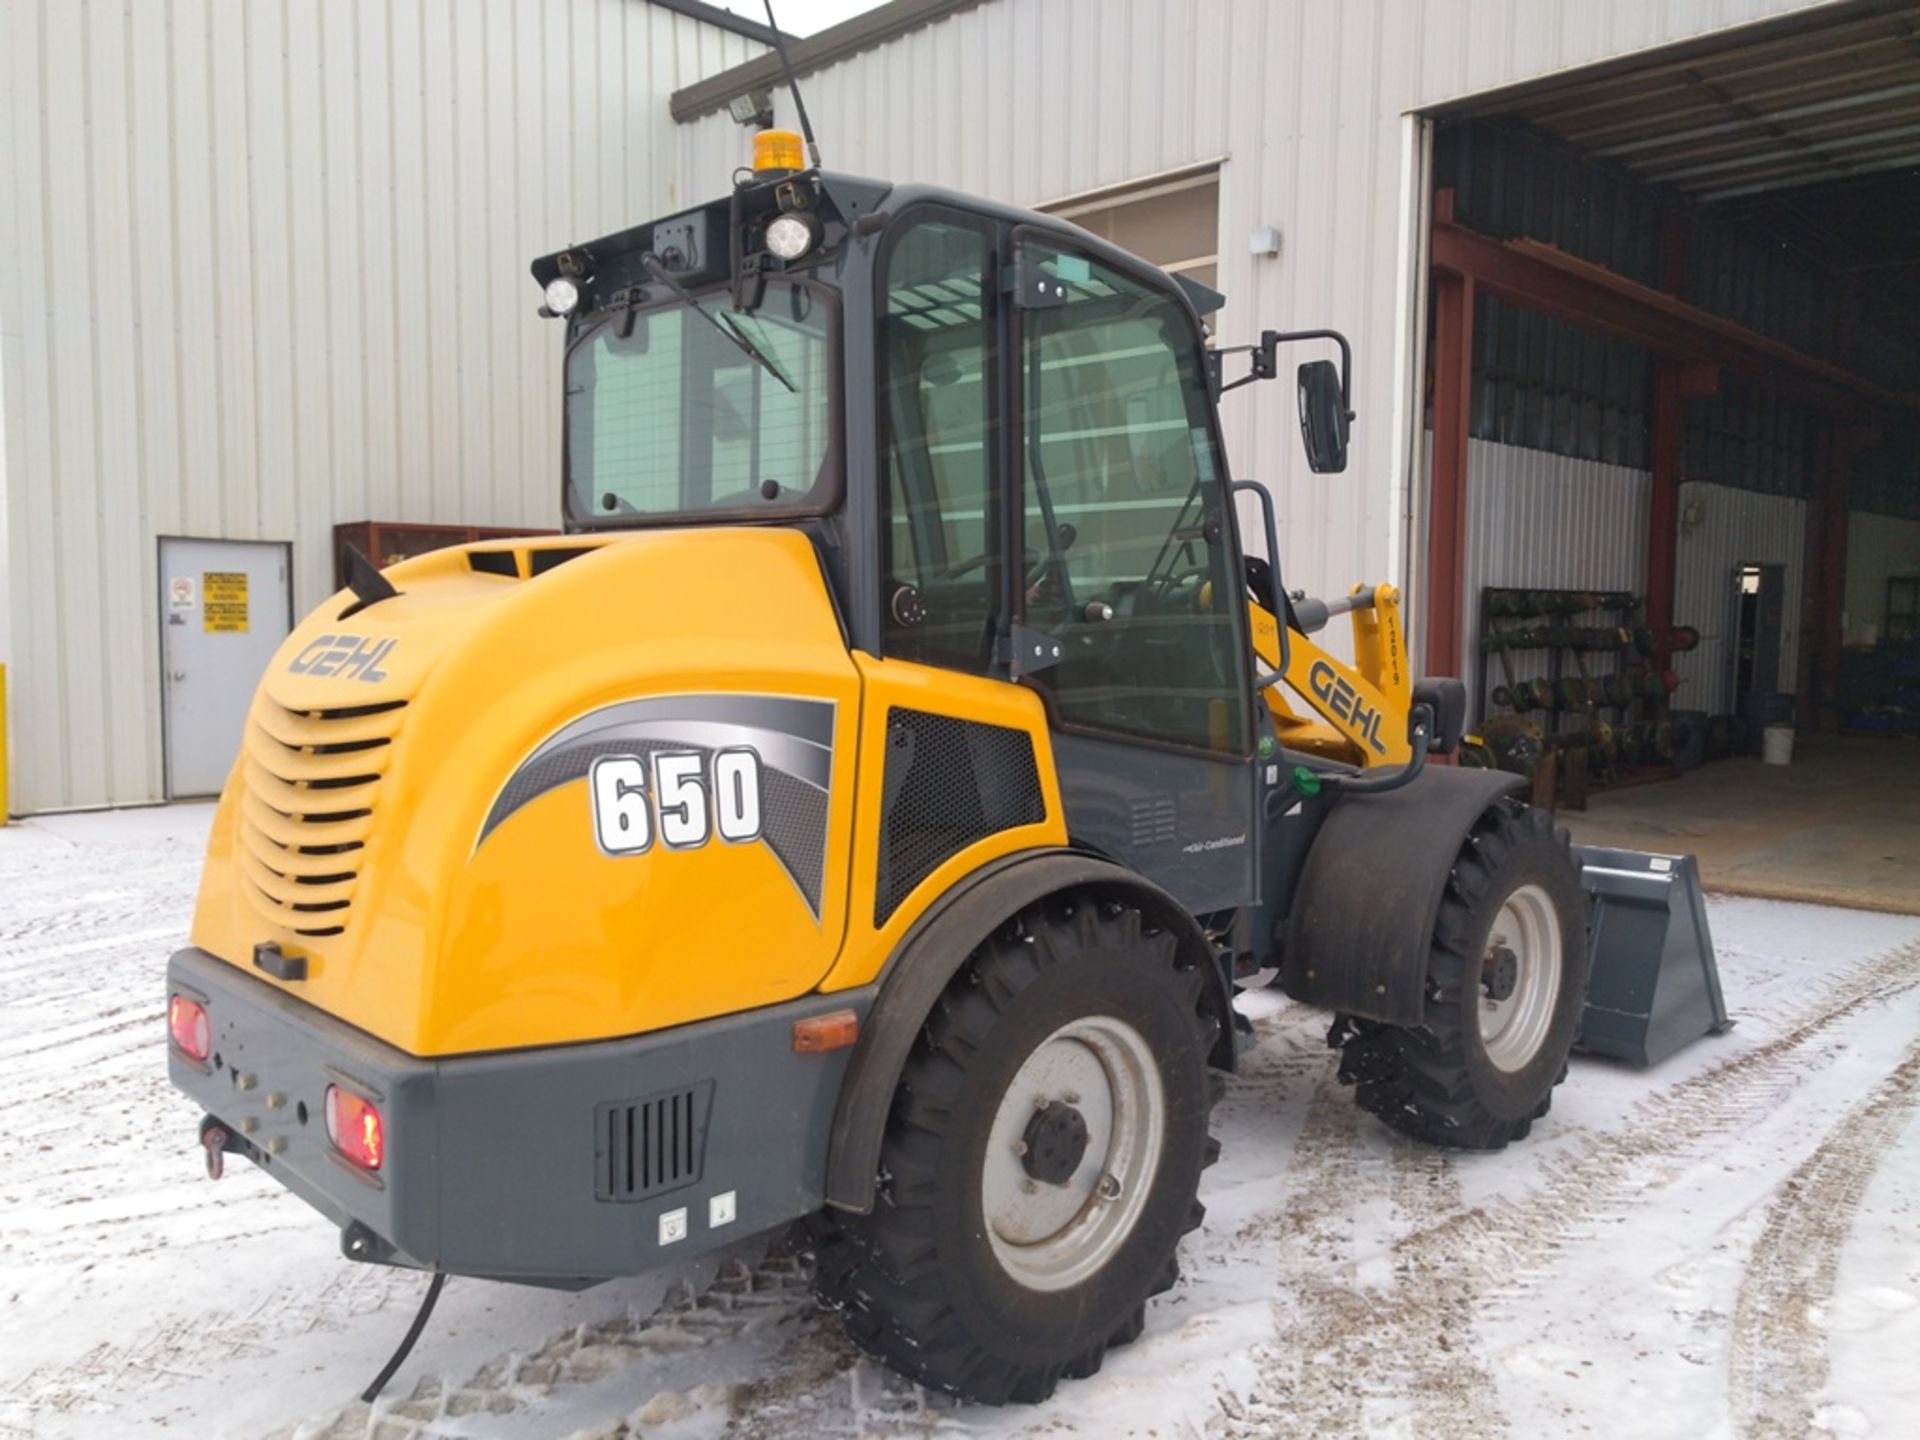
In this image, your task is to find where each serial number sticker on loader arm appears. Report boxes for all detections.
[590,750,763,856]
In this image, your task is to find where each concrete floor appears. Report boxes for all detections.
[1561,734,1920,915]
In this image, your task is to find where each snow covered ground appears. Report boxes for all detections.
[2,803,1917,1440]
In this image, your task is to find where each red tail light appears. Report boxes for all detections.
[169,995,211,1063]
[325,1085,384,1171]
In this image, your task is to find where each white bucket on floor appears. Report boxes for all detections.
[1762,724,1795,765]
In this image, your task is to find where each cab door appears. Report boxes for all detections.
[1009,234,1259,916]
[825,206,1071,986]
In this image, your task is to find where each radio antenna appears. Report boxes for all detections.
[761,2,821,169]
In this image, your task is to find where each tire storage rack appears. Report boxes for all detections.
[1470,587,1692,809]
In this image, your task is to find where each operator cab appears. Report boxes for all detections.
[531,134,1362,928]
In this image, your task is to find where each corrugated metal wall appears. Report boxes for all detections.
[1670,480,1806,713]
[1460,438,1650,719]
[678,0,1825,650]
[1,0,1836,812]
[1439,118,1820,495]
[1843,509,1920,646]
[0,0,761,813]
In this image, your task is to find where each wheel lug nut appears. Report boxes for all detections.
[1012,1139,1029,1157]
[1095,1173,1121,1202]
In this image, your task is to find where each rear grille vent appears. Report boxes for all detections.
[237,697,409,938]
[596,1082,713,1202]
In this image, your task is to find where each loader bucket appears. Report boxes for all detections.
[1572,845,1733,1067]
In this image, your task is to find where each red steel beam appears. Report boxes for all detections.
[1646,364,1683,661]
[1427,262,1475,680]
[1645,216,1690,674]
[1807,424,1871,727]
[1429,200,1913,417]
[1798,423,1836,728]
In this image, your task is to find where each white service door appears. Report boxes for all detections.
[160,538,292,798]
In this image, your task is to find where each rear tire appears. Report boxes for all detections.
[1332,798,1586,1149]
[805,894,1219,1404]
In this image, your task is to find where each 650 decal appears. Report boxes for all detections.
[590,750,763,856]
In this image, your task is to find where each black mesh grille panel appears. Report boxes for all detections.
[875,709,1046,926]
[595,1081,713,1202]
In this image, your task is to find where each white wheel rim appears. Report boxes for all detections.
[1477,882,1563,1073]
[981,1015,1165,1293]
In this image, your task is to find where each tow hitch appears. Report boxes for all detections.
[198,1114,258,1180]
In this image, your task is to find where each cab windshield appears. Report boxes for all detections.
[564,279,836,525]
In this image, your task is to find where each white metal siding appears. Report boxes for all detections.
[2,0,1842,813]
[0,0,760,813]
[1671,480,1806,714]
[1460,438,1650,719]
[678,0,1829,633]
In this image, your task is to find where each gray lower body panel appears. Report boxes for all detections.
[167,948,871,1285]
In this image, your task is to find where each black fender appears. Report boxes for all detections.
[824,847,1234,1215]
[1279,766,1527,1027]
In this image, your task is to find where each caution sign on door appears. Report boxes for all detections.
[203,571,250,633]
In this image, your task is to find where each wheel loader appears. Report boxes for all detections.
[167,129,1598,1405]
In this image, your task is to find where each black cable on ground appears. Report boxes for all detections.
[360,1271,447,1404]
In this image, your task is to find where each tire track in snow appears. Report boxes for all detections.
[1219,1051,1508,1439]
[1224,937,1920,1439]
[1728,1038,1920,1440]
[1388,1142,1507,1439]
[2,1251,428,1426]
[1220,1076,1371,1438]
[264,1252,847,1440]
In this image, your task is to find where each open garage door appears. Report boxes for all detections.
[1414,1,1920,909]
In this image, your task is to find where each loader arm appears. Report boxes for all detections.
[1249,582,1413,767]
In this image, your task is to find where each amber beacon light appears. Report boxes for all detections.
[753,128,806,174]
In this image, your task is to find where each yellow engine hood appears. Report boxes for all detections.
[191,528,862,1056]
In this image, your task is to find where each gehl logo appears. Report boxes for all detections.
[1307,658,1388,755]
[287,634,397,684]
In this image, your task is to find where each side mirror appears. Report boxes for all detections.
[1297,359,1349,474]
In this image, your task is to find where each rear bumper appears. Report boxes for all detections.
[167,947,870,1285]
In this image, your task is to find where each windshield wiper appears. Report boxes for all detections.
[639,252,795,393]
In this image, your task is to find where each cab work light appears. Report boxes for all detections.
[325,1085,385,1171]
[764,210,820,261]
[168,994,211,1063]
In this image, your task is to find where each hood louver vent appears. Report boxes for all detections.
[529,546,596,576]
[464,546,597,580]
[467,550,519,577]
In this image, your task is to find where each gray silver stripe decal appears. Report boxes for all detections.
[476,694,836,916]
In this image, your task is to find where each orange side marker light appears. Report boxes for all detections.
[793,1009,860,1053]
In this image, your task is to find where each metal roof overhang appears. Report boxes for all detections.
[671,0,986,123]
[1436,0,1920,202]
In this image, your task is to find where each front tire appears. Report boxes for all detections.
[1333,798,1586,1149]
[806,894,1219,1404]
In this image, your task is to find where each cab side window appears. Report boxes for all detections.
[1018,242,1248,755]
[881,218,999,672]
